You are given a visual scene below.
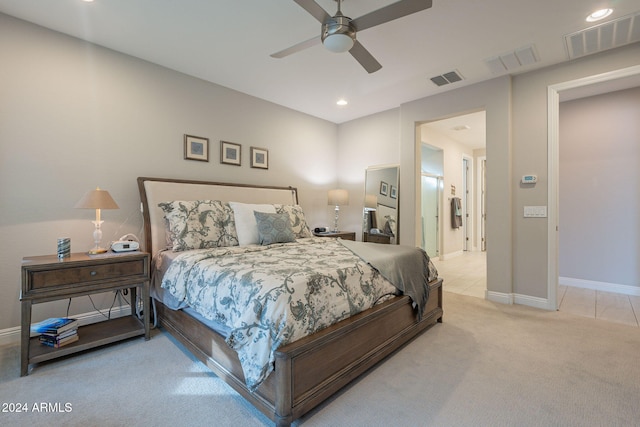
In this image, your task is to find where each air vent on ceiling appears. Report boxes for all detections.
[564,11,640,59]
[430,70,464,87]
[484,45,539,74]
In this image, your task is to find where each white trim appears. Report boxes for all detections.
[486,290,513,305]
[476,155,486,253]
[486,290,553,310]
[0,305,132,346]
[547,85,560,311]
[513,293,552,310]
[560,277,640,296]
[547,65,640,313]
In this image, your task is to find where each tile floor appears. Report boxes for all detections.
[431,251,640,327]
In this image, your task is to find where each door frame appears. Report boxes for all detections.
[421,173,443,258]
[462,155,473,251]
[547,64,640,310]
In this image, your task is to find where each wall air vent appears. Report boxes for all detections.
[430,70,464,87]
[564,11,640,60]
[484,45,539,75]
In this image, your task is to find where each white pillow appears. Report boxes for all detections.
[229,202,276,245]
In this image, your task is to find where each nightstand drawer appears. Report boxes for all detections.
[29,259,146,290]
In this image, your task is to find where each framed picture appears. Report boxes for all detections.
[184,134,209,162]
[390,185,397,199]
[250,147,269,169]
[220,141,241,166]
[380,181,388,196]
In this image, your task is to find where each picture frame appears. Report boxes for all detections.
[184,134,209,162]
[390,185,397,199]
[380,181,388,196]
[250,147,269,169]
[220,141,241,166]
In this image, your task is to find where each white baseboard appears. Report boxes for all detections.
[486,278,639,312]
[513,293,553,310]
[0,305,132,347]
[486,290,554,310]
[559,276,640,296]
[486,290,513,305]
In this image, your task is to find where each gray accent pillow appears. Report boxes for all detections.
[254,211,296,245]
[273,204,313,238]
[159,200,239,251]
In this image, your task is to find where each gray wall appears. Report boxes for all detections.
[2,12,639,333]
[559,87,640,289]
[336,108,401,240]
[0,14,338,331]
[340,43,640,306]
[510,44,640,302]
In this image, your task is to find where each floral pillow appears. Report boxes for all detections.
[254,211,296,245]
[273,204,313,238]
[158,200,238,251]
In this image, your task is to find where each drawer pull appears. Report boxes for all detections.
[90,271,97,276]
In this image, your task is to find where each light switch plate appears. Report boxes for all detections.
[524,206,547,217]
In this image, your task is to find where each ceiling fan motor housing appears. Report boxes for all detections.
[322,14,356,52]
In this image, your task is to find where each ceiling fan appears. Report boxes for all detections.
[271,0,433,73]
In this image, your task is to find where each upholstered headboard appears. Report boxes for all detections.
[137,177,298,256]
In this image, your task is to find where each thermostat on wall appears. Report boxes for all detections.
[521,174,537,184]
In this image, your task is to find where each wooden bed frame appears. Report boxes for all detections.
[138,177,443,427]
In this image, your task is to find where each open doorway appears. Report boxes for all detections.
[418,110,487,298]
[547,65,640,312]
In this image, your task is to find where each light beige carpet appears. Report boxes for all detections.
[1,292,639,426]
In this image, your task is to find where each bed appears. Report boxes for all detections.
[137,176,443,426]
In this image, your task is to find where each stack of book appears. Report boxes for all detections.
[30,317,79,348]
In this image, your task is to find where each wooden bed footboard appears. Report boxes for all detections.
[156,278,443,427]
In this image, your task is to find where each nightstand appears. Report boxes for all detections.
[313,231,356,241]
[363,232,392,244]
[20,251,150,376]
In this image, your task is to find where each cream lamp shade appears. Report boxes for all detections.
[74,187,119,254]
[328,189,349,206]
[364,194,378,210]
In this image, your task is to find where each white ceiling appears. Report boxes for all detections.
[422,111,486,150]
[1,0,639,124]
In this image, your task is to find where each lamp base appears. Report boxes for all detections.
[88,247,108,255]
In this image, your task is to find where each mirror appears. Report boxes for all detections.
[364,165,399,244]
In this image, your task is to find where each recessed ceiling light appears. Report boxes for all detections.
[586,8,613,22]
[453,125,470,131]
[336,99,348,106]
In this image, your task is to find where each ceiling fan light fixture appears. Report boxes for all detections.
[322,14,355,53]
[323,33,354,53]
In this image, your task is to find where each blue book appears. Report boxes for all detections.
[30,317,78,335]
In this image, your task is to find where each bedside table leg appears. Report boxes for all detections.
[20,300,32,376]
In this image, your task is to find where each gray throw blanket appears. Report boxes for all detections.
[339,240,434,319]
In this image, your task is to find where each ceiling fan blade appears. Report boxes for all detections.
[293,0,331,23]
[271,36,321,58]
[349,40,382,74]
[352,0,433,31]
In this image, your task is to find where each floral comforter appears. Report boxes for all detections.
[161,237,400,391]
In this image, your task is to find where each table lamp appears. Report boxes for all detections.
[74,187,119,254]
[364,194,378,231]
[328,189,349,233]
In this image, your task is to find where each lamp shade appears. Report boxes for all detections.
[364,194,378,209]
[74,188,119,210]
[328,189,349,206]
